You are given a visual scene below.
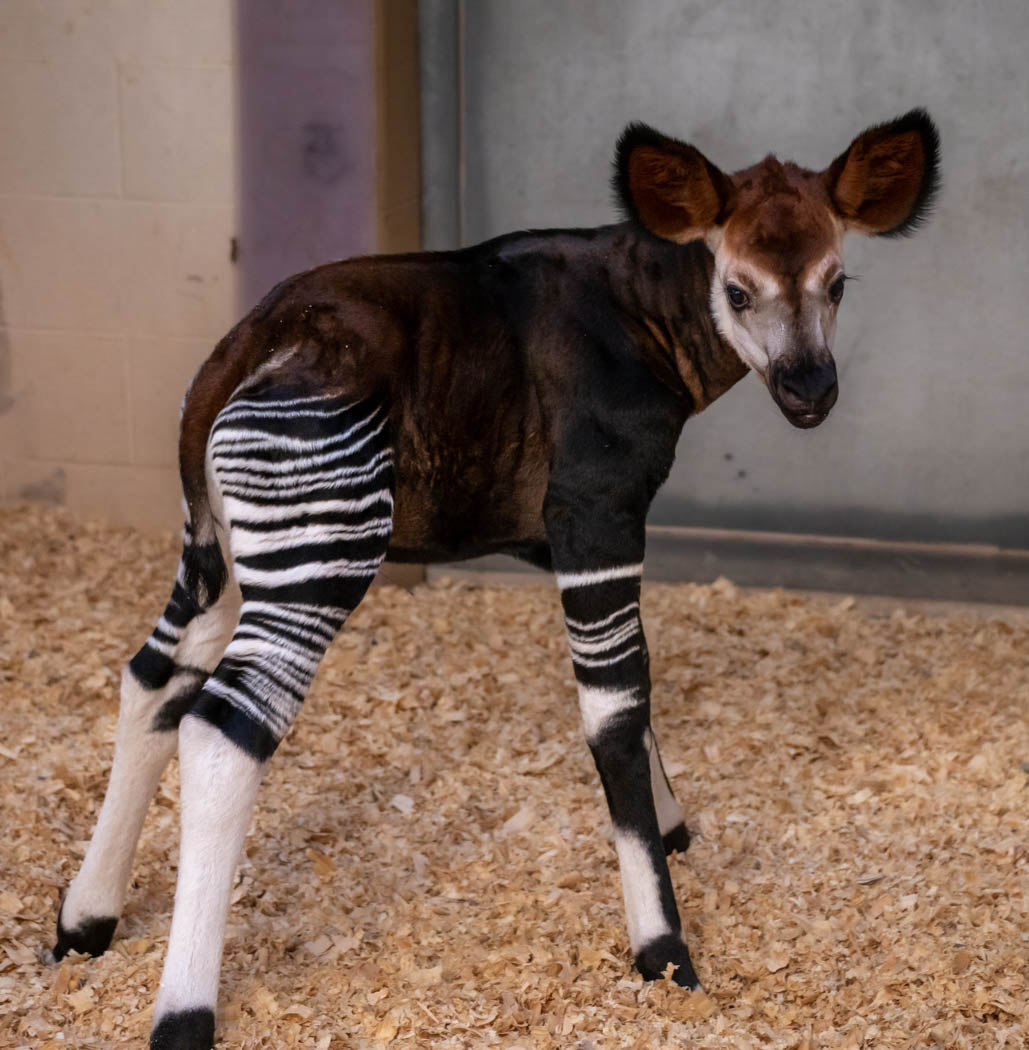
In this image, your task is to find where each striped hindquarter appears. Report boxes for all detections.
[58,387,398,1048]
[189,389,395,759]
[557,565,698,988]
[149,388,396,1043]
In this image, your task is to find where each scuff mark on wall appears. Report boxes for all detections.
[0,284,14,414]
[16,468,67,505]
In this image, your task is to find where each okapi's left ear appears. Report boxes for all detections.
[614,122,732,243]
[824,109,941,237]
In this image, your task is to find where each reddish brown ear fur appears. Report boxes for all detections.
[825,109,940,237]
[614,123,731,243]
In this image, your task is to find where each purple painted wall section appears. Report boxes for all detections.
[238,0,376,312]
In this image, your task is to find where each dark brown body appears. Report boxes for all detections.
[182,222,747,569]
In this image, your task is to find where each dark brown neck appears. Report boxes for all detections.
[602,223,748,412]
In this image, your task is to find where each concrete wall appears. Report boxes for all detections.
[0,0,421,533]
[421,0,1029,548]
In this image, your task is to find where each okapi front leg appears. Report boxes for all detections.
[556,563,699,988]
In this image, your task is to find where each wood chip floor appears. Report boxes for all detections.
[1,504,1027,1049]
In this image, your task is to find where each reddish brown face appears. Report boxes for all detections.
[615,111,940,428]
[710,165,844,427]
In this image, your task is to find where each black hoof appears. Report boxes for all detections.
[53,903,118,960]
[635,932,700,988]
[150,1008,216,1050]
[662,823,691,856]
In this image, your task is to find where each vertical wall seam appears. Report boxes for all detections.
[456,0,466,248]
[114,60,126,199]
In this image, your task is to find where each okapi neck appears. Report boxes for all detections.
[603,224,748,412]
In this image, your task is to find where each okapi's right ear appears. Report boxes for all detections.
[614,123,732,244]
[824,109,941,237]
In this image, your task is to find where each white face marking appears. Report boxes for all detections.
[708,272,771,376]
[804,251,844,294]
[753,270,784,298]
[708,242,846,379]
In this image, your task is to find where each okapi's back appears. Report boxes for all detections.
[178,248,557,569]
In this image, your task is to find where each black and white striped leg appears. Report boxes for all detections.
[55,551,240,961]
[557,563,698,989]
[151,390,394,1050]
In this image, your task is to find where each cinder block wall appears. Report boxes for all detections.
[0,0,420,533]
[0,1,240,531]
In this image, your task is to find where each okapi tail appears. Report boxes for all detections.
[177,321,266,608]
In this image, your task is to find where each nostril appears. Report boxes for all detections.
[779,364,837,405]
[779,375,809,402]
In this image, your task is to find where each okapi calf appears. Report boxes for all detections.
[54,110,939,1049]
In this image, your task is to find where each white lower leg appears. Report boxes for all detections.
[613,829,675,954]
[645,729,685,837]
[63,589,240,932]
[62,670,178,928]
[154,715,263,1021]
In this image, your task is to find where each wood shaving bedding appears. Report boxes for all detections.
[1,504,1027,1049]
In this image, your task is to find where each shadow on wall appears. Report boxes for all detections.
[0,281,67,505]
[235,0,378,312]
[0,283,11,413]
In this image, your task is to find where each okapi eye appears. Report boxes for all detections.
[829,276,846,304]
[726,284,750,311]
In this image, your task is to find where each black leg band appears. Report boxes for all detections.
[634,932,700,988]
[53,903,118,960]
[662,822,691,856]
[150,1008,216,1050]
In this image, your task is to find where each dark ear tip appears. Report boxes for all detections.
[878,107,941,238]
[615,121,670,159]
[612,121,668,222]
[844,108,940,240]
[894,107,941,175]
[611,122,728,234]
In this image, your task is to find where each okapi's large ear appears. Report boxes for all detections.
[614,122,732,243]
[824,109,940,237]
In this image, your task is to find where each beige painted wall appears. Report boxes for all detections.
[0,1,240,531]
[0,1,421,535]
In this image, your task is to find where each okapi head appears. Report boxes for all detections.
[615,110,940,428]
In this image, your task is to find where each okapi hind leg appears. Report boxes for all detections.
[54,547,240,961]
[151,389,394,1050]
[647,728,691,855]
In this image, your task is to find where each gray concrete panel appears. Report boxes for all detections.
[421,0,1029,547]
